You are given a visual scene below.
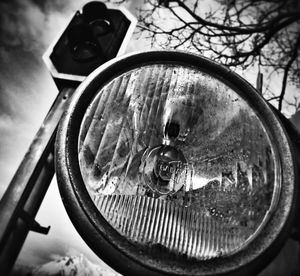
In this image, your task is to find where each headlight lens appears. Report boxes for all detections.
[56,51,297,276]
[78,64,280,260]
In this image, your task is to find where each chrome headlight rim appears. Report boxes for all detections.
[55,50,297,276]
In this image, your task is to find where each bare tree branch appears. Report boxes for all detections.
[136,0,300,114]
[175,0,299,34]
[278,34,300,111]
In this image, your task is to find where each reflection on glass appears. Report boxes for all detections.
[78,64,279,260]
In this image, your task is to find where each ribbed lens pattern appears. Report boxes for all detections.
[78,64,279,260]
[94,195,245,259]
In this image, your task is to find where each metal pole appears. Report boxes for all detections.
[0,87,75,274]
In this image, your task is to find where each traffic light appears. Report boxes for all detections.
[43,1,136,89]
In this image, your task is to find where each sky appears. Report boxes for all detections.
[0,0,299,275]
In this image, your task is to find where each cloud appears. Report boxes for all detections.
[0,0,76,54]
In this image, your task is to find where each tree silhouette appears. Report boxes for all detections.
[136,0,300,113]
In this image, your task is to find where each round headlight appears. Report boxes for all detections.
[55,51,297,275]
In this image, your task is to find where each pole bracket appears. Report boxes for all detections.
[20,210,50,235]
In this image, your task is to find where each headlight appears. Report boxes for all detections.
[55,51,297,275]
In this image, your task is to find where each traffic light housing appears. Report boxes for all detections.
[43,1,136,89]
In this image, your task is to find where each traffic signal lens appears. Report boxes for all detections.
[67,24,101,62]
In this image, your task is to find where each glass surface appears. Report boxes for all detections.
[78,64,279,260]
